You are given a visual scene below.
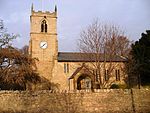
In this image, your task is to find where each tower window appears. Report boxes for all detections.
[41,20,47,33]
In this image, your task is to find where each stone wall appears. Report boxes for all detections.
[0,89,149,113]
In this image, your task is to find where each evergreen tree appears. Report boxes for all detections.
[131,30,150,86]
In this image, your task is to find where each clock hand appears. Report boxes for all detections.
[42,43,46,47]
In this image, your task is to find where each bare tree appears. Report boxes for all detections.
[0,19,18,48]
[20,45,29,55]
[105,35,132,57]
[78,20,131,89]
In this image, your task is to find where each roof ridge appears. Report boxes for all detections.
[57,52,128,62]
[58,52,84,54]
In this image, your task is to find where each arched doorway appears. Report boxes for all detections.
[77,75,92,90]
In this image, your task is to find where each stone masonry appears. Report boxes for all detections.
[0,89,149,113]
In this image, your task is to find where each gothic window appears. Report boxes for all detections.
[45,23,47,32]
[95,70,98,82]
[115,69,120,81]
[67,63,69,73]
[104,69,109,81]
[64,63,69,73]
[94,69,99,82]
[64,63,66,73]
[41,20,47,33]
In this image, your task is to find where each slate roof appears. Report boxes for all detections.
[58,52,127,62]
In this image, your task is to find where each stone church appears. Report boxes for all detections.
[29,5,127,90]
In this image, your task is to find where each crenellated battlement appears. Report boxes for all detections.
[31,11,57,18]
[31,3,57,17]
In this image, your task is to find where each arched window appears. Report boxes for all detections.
[41,20,47,33]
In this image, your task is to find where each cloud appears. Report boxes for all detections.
[1,0,150,51]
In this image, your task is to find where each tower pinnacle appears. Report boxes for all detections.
[55,5,57,12]
[31,3,34,12]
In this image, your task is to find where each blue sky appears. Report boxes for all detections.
[0,0,150,51]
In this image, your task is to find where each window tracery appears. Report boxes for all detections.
[41,20,47,33]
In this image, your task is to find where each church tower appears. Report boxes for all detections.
[29,4,58,80]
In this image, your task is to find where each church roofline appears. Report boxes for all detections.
[57,52,128,62]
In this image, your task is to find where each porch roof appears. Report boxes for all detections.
[69,64,93,79]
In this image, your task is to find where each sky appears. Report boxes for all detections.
[0,0,150,52]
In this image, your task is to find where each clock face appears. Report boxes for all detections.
[40,41,48,49]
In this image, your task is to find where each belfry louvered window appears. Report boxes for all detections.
[41,20,47,33]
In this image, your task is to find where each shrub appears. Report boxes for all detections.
[110,84,119,89]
